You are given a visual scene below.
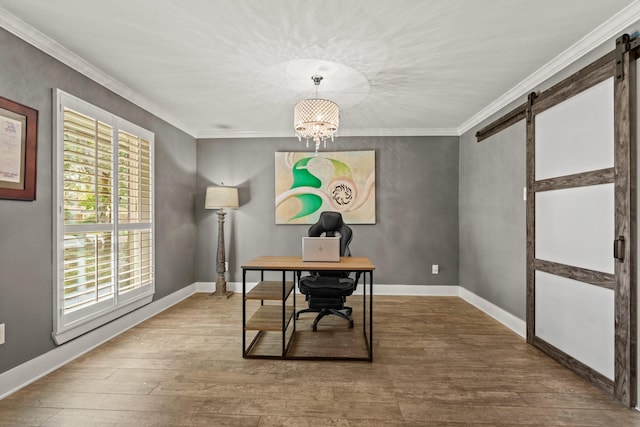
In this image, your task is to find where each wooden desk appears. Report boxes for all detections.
[241,256,375,361]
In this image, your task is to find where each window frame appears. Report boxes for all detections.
[53,89,155,345]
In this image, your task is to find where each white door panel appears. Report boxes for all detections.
[535,271,614,380]
[535,77,614,180]
[536,184,614,274]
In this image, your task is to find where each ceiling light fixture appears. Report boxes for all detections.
[294,75,339,154]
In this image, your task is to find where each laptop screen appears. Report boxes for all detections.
[302,236,340,262]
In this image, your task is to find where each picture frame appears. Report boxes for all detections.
[0,96,38,201]
[275,150,376,224]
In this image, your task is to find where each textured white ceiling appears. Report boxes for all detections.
[0,0,638,138]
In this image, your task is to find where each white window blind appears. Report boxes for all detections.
[54,90,154,344]
[117,130,153,296]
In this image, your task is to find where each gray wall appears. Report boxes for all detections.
[459,122,527,318]
[0,28,198,374]
[196,136,459,286]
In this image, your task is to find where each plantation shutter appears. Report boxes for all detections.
[117,130,153,296]
[62,109,115,322]
[54,90,154,344]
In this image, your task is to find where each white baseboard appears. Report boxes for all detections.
[364,284,459,296]
[0,284,199,399]
[195,281,259,294]
[0,281,525,399]
[210,281,524,336]
[457,288,526,338]
[193,282,524,337]
[193,281,215,293]
[221,281,460,296]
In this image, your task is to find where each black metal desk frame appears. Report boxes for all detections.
[241,256,373,362]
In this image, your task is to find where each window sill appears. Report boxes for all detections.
[52,294,153,345]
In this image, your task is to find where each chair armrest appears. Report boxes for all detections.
[354,271,362,287]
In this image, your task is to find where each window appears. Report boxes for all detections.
[53,89,154,344]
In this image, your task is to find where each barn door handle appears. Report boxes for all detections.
[614,236,625,261]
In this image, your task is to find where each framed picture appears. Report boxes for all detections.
[0,96,38,201]
[275,150,376,224]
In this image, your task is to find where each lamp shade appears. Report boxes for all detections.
[205,186,239,210]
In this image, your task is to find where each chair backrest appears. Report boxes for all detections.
[307,211,352,278]
[308,211,352,257]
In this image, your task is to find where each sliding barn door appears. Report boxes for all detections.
[527,40,636,406]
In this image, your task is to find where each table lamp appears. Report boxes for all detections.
[205,185,239,298]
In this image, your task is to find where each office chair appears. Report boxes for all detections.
[296,211,361,331]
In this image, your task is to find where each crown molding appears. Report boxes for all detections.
[457,0,640,136]
[0,7,198,138]
[338,128,460,137]
[196,129,290,139]
[196,127,460,139]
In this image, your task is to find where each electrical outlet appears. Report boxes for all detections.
[0,323,5,345]
[431,264,439,274]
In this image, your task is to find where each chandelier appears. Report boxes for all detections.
[294,75,339,154]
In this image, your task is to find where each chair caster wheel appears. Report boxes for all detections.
[312,325,317,332]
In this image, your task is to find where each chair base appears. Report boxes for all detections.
[296,307,354,331]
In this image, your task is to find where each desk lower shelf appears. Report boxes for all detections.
[245,305,294,331]
[246,281,293,301]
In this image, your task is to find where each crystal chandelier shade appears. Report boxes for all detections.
[294,76,339,153]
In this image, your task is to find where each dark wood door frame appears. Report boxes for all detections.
[527,35,636,407]
[612,35,636,406]
[479,34,637,407]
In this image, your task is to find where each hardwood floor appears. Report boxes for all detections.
[1,294,640,426]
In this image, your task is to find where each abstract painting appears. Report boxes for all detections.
[275,150,375,224]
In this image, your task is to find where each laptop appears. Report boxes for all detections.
[302,236,340,262]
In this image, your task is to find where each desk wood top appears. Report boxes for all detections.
[242,256,374,271]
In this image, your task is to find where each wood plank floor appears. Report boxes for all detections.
[2,294,640,426]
